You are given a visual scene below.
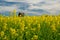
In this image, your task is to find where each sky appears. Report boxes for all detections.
[0,0,60,16]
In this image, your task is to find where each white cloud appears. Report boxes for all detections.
[28,0,60,14]
[25,0,42,4]
[28,3,60,10]
[4,0,43,4]
[4,0,25,2]
[0,5,18,12]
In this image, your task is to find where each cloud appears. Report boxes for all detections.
[0,1,30,12]
[24,0,43,4]
[0,0,60,15]
[0,5,18,12]
[4,0,25,2]
[27,0,60,14]
[4,0,43,4]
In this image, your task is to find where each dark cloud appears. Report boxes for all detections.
[27,9,49,13]
[0,1,30,6]
[0,0,30,10]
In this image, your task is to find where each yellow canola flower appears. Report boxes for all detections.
[37,24,41,31]
[0,31,4,37]
[33,16,36,20]
[42,16,45,21]
[31,28,36,31]
[20,23,25,31]
[3,23,8,31]
[57,21,60,25]
[55,16,57,20]
[21,26,24,31]
[33,35,38,40]
[0,17,3,22]
[10,28,17,35]
[51,24,57,32]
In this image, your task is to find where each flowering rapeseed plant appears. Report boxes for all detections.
[0,14,60,40]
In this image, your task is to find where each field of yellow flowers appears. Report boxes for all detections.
[0,15,60,40]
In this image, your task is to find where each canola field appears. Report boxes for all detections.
[0,15,60,40]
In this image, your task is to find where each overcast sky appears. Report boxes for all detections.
[0,0,60,15]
